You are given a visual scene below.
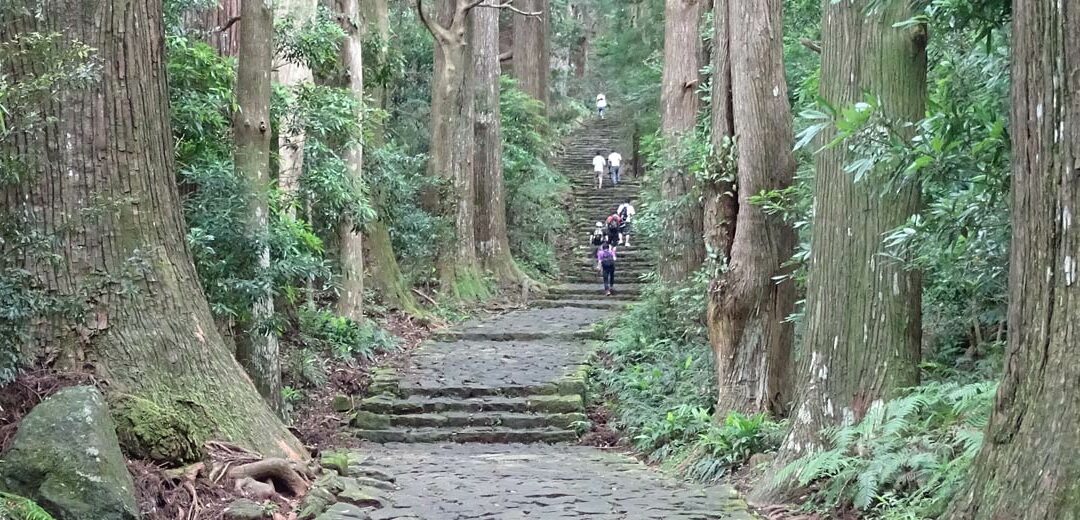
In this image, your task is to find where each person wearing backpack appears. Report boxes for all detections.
[605,213,622,250]
[589,221,607,258]
[596,243,617,295]
[616,199,636,246]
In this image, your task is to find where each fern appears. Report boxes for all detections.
[775,381,998,518]
[0,492,55,520]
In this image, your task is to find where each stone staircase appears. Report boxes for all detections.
[351,115,651,445]
[539,115,654,307]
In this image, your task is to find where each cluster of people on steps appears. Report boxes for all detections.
[592,150,623,189]
[590,200,636,296]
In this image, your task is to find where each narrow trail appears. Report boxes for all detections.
[350,116,752,519]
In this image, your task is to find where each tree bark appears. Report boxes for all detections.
[755,0,926,500]
[945,2,1080,517]
[235,0,283,412]
[274,0,319,216]
[570,3,590,79]
[658,0,706,283]
[473,1,535,293]
[182,0,242,57]
[706,0,795,417]
[419,0,488,300]
[360,0,423,315]
[511,0,549,111]
[330,0,366,322]
[0,0,303,459]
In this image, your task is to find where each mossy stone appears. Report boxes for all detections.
[0,386,139,520]
[350,411,391,430]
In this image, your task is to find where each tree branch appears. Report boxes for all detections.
[473,0,542,18]
[218,16,241,33]
[416,0,453,44]
[800,37,821,54]
[499,50,513,62]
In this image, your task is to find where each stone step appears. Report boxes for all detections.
[358,393,585,415]
[390,380,586,400]
[548,285,640,300]
[532,299,628,310]
[383,411,587,430]
[355,426,578,444]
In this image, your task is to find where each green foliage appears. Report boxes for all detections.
[593,272,780,480]
[0,492,55,520]
[274,6,347,78]
[501,77,570,278]
[775,382,997,518]
[297,307,399,362]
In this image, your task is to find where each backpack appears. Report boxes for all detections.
[591,231,604,246]
[619,205,629,220]
[599,249,615,267]
[607,215,621,231]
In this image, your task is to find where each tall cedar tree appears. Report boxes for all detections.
[945,1,1080,517]
[706,0,796,416]
[418,0,486,300]
[474,1,537,292]
[510,0,549,110]
[360,0,424,315]
[0,0,303,458]
[658,0,706,282]
[235,0,283,411]
[754,0,927,500]
[274,0,319,216]
[330,0,367,321]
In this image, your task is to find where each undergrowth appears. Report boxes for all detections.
[592,274,784,482]
[775,381,996,519]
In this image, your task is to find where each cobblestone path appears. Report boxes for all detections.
[345,117,753,519]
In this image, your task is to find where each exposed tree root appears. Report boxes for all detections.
[227,458,309,497]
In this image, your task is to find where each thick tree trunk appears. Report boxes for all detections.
[331,0,366,322]
[182,0,242,56]
[360,0,423,315]
[755,0,926,500]
[235,0,283,412]
[570,3,590,79]
[511,0,549,111]
[706,0,795,416]
[473,1,534,293]
[274,0,319,216]
[658,0,706,282]
[421,0,488,300]
[945,2,1080,517]
[0,0,302,459]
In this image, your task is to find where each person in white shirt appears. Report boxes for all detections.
[607,151,623,185]
[616,199,637,246]
[592,151,607,189]
[596,93,607,118]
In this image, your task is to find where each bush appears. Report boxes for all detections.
[297,308,399,362]
[774,381,996,518]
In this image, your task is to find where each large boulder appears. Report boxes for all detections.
[0,386,139,520]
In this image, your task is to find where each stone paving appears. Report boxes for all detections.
[348,117,753,519]
[361,444,754,520]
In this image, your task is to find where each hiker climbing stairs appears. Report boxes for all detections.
[542,115,654,307]
[352,115,652,445]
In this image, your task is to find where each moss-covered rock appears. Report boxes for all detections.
[111,394,208,464]
[350,411,390,430]
[0,386,139,520]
